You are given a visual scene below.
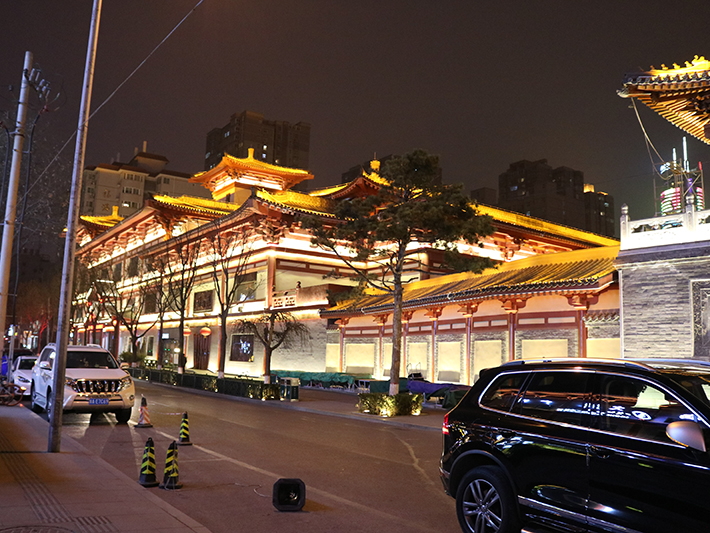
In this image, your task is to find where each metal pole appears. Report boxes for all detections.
[49,0,101,453]
[12,112,41,327]
[0,51,32,356]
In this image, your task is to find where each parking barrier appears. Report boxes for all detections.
[138,437,159,487]
[177,412,192,446]
[159,441,182,490]
[135,396,153,428]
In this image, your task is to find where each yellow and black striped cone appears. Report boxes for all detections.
[138,437,159,487]
[135,396,153,428]
[177,412,192,446]
[159,441,182,490]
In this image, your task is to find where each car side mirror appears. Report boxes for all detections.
[121,362,129,369]
[666,421,707,452]
[39,361,51,370]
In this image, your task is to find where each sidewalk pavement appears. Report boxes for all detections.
[0,387,448,533]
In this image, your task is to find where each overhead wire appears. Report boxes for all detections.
[630,98,666,180]
[24,0,205,198]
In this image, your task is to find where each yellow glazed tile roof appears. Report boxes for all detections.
[256,189,336,216]
[152,195,239,216]
[80,206,124,228]
[620,55,710,146]
[192,149,313,183]
[476,204,619,247]
[325,244,619,314]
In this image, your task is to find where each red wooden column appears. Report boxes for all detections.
[374,314,389,378]
[337,317,349,373]
[424,307,444,381]
[458,302,479,385]
[567,294,599,358]
[402,310,415,377]
[501,298,528,361]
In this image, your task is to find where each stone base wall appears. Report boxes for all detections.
[617,247,710,359]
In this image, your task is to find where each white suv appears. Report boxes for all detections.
[31,344,135,423]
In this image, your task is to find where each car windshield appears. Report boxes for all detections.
[66,350,118,369]
[16,358,36,370]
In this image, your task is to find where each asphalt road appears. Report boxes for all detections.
[33,382,459,533]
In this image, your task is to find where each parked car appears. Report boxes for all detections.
[11,354,37,396]
[440,358,710,533]
[1,347,34,378]
[31,344,135,423]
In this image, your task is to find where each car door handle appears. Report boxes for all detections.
[589,446,613,459]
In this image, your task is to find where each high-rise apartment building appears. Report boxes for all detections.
[204,110,310,171]
[81,147,211,218]
[498,159,615,237]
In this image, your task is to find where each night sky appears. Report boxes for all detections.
[4,1,710,226]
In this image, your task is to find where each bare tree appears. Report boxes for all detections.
[143,254,176,368]
[237,310,310,382]
[164,235,200,373]
[91,274,158,362]
[208,220,256,378]
[16,274,60,347]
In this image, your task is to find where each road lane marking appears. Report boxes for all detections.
[154,429,436,532]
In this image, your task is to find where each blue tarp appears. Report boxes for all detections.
[406,379,452,395]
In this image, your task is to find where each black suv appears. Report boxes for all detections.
[440,359,710,533]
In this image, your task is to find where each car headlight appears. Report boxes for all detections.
[117,376,133,392]
[16,376,30,383]
[65,377,77,388]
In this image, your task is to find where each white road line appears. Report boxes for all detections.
[154,429,435,532]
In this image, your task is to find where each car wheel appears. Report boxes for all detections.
[31,384,44,413]
[456,466,520,533]
[115,408,132,424]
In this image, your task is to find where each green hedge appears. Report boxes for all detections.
[357,392,423,417]
[127,368,280,400]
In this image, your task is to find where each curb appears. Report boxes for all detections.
[140,381,444,432]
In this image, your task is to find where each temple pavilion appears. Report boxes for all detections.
[75,148,619,384]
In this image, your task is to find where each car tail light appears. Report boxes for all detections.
[442,412,449,435]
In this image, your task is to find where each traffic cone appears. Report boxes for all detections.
[138,437,159,487]
[159,441,182,490]
[177,412,192,446]
[135,396,153,428]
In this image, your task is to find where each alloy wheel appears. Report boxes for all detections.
[462,478,502,532]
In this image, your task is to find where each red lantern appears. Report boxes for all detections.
[183,328,191,336]
[199,327,211,337]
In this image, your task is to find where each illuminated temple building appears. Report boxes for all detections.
[618,55,710,359]
[74,148,620,385]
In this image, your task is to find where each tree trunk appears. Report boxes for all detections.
[263,345,273,382]
[157,317,164,369]
[178,314,185,374]
[218,310,227,378]
[389,277,403,396]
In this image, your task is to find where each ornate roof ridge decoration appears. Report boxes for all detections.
[323,244,620,316]
[619,55,710,145]
[476,203,619,247]
[255,189,335,216]
[80,205,124,228]
[151,194,238,216]
[584,310,620,323]
[310,159,390,200]
[191,148,314,199]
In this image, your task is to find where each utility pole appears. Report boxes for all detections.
[49,0,102,453]
[0,51,33,357]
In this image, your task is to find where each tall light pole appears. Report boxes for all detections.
[49,0,102,453]
[0,51,33,356]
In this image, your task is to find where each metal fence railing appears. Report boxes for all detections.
[127,368,280,400]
